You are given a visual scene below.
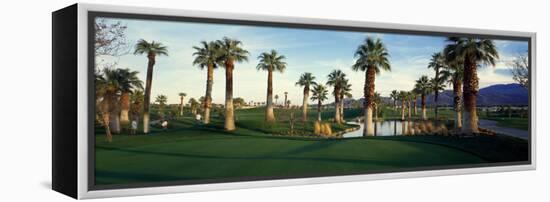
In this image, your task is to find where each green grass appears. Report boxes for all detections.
[95,107,528,186]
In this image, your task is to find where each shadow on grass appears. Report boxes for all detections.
[95,145,409,167]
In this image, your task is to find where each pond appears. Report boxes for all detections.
[342,119,453,138]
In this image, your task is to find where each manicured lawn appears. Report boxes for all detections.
[94,107,528,186]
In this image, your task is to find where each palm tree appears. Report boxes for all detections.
[134,39,168,134]
[116,69,143,128]
[411,90,418,116]
[428,52,447,119]
[339,80,353,122]
[95,69,118,141]
[326,70,347,124]
[414,75,432,120]
[310,84,329,121]
[274,94,279,106]
[373,92,381,120]
[188,98,200,115]
[398,91,407,120]
[390,90,398,110]
[155,95,167,116]
[406,91,413,119]
[430,76,446,117]
[296,72,317,122]
[444,37,498,134]
[284,92,288,108]
[130,90,144,126]
[257,50,287,123]
[352,37,391,136]
[177,93,186,116]
[445,54,464,130]
[192,41,222,124]
[216,37,249,131]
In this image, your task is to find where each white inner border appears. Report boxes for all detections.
[76,3,537,199]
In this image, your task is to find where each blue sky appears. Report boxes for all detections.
[97,17,529,105]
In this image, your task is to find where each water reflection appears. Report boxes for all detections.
[343,120,450,138]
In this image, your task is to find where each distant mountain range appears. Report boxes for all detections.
[347,83,528,107]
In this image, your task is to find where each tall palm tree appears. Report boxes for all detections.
[339,80,353,122]
[444,37,498,134]
[284,92,288,108]
[427,52,446,119]
[216,37,249,131]
[430,76,446,116]
[134,39,168,134]
[257,50,287,123]
[296,72,317,122]
[398,91,407,120]
[406,91,413,119]
[274,94,279,106]
[192,41,222,124]
[155,94,167,116]
[116,69,143,128]
[352,37,391,136]
[373,92,381,120]
[414,76,432,120]
[445,54,464,130]
[178,92,186,116]
[390,90,398,110]
[411,90,418,115]
[326,70,347,124]
[310,84,329,121]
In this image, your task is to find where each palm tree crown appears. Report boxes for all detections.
[256,50,286,72]
[415,76,432,95]
[352,37,391,73]
[192,41,222,69]
[311,84,329,102]
[326,70,347,88]
[444,37,499,66]
[134,39,168,57]
[216,37,249,64]
[296,72,317,88]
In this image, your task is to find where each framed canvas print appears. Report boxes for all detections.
[52,3,536,199]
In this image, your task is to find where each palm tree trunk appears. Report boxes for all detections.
[179,96,184,116]
[204,63,214,124]
[302,87,309,122]
[421,94,427,120]
[120,92,130,128]
[266,69,275,122]
[100,96,113,142]
[143,54,155,134]
[408,100,411,119]
[109,110,120,134]
[334,89,341,124]
[393,100,396,110]
[434,67,440,120]
[414,96,417,115]
[374,103,378,120]
[363,66,376,136]
[453,79,463,131]
[340,94,345,122]
[224,60,236,131]
[401,101,405,121]
[463,60,479,134]
[317,100,322,121]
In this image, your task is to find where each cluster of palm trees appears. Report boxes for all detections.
[98,34,497,139]
[95,68,143,141]
[388,37,499,135]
